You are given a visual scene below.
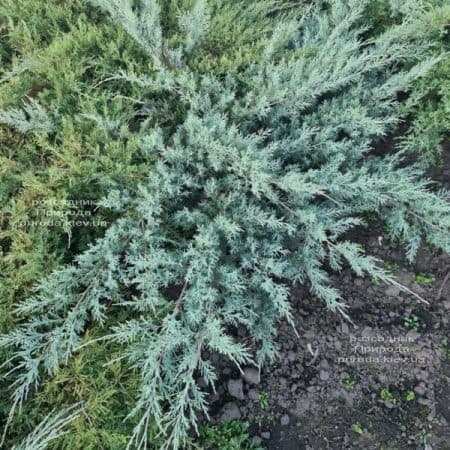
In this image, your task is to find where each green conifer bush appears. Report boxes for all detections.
[1,1,449,449]
[396,3,449,166]
[361,0,450,166]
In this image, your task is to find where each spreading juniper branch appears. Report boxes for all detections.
[1,1,449,449]
[7,404,82,450]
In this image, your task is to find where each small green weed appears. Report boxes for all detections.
[341,378,356,390]
[199,420,257,450]
[380,388,397,405]
[414,274,435,284]
[382,261,399,275]
[404,315,420,331]
[419,430,431,445]
[371,277,381,286]
[254,415,263,427]
[257,391,269,409]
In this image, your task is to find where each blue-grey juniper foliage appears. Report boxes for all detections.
[12,405,82,450]
[1,0,449,449]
